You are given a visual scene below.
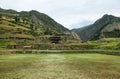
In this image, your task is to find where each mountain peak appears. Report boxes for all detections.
[102,14,116,19]
[94,14,120,25]
[30,10,39,13]
[103,14,112,17]
[72,14,120,42]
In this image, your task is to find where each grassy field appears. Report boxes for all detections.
[0,54,120,79]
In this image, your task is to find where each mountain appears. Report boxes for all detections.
[72,14,120,42]
[0,8,80,44]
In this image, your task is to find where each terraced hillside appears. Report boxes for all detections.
[0,8,80,47]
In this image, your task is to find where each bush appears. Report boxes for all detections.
[8,23,16,27]
[116,43,120,50]
[64,43,98,50]
[34,43,53,49]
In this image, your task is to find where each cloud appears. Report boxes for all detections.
[0,0,120,29]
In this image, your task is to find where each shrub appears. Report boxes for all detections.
[64,43,98,50]
[116,43,120,50]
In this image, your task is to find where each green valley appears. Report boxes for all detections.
[0,8,120,79]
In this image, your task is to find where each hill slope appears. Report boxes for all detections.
[0,8,80,45]
[72,14,120,42]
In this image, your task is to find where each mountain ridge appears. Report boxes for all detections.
[72,14,120,42]
[0,8,80,45]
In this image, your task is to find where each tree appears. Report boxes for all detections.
[0,15,2,24]
[44,28,52,35]
[0,14,2,21]
[14,16,20,23]
[30,24,34,31]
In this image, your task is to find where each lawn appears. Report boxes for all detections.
[0,54,120,79]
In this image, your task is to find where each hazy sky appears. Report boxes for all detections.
[0,0,120,29]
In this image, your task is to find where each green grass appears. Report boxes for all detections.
[0,54,120,79]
